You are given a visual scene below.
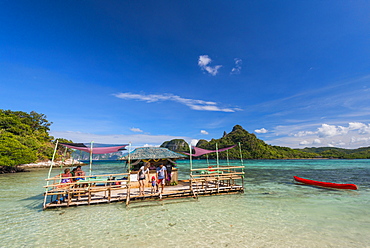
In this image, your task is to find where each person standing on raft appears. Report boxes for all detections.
[156,164,167,194]
[137,162,150,196]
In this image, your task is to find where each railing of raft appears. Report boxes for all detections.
[43,172,131,209]
[190,165,244,196]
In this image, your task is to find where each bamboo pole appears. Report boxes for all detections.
[126,142,131,206]
[43,140,59,209]
[216,143,220,193]
[45,172,129,181]
[238,142,244,166]
[127,143,131,175]
[189,143,193,173]
[238,142,245,176]
[188,143,194,192]
[89,141,94,176]
[216,143,219,171]
[47,140,59,179]
[226,149,230,166]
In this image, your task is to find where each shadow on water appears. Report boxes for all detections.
[126,198,198,209]
[20,193,44,210]
[293,182,352,192]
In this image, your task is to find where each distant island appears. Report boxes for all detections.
[161,125,370,160]
[2,109,370,173]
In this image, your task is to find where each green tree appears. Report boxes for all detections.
[0,109,65,167]
[0,131,36,166]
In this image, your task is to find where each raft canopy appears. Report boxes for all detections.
[121,147,187,160]
[60,143,129,154]
[184,145,236,157]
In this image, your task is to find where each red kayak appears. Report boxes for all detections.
[294,176,358,190]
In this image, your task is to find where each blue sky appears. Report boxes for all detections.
[1,1,370,149]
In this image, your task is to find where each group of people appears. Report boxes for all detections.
[137,162,169,196]
[60,162,171,195]
[60,165,85,184]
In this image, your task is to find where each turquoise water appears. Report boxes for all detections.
[1,159,369,247]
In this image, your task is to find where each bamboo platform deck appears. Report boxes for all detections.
[44,180,244,209]
[43,169,244,209]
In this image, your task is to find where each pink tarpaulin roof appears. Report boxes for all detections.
[184,145,236,157]
[60,143,128,154]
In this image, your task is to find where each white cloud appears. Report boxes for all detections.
[294,131,315,137]
[143,144,158,147]
[130,127,143,133]
[269,122,370,148]
[317,124,349,137]
[349,122,370,134]
[198,55,222,76]
[198,55,212,67]
[299,140,310,146]
[350,136,370,146]
[348,122,366,130]
[337,141,346,146]
[255,128,268,134]
[231,58,242,74]
[190,139,199,146]
[298,138,321,147]
[291,123,370,139]
[114,92,241,112]
[200,130,209,135]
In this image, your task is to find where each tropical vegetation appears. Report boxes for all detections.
[0,109,71,168]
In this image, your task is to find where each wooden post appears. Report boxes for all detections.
[126,185,130,205]
[67,190,71,207]
[88,190,91,205]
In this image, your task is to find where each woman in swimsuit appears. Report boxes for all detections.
[61,168,72,184]
[137,162,150,196]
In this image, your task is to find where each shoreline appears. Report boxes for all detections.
[18,158,84,168]
[0,159,84,174]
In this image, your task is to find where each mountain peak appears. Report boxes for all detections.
[231,125,244,132]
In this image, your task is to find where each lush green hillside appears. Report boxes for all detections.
[160,139,189,152]
[194,125,317,159]
[0,110,70,167]
[161,125,370,159]
[298,147,370,159]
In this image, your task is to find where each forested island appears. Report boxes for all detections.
[0,110,70,173]
[2,109,370,173]
[161,125,370,159]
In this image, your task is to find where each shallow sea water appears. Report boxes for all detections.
[0,159,369,247]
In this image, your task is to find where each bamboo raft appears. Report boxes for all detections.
[43,166,244,209]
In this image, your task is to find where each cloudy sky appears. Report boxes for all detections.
[1,1,370,148]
